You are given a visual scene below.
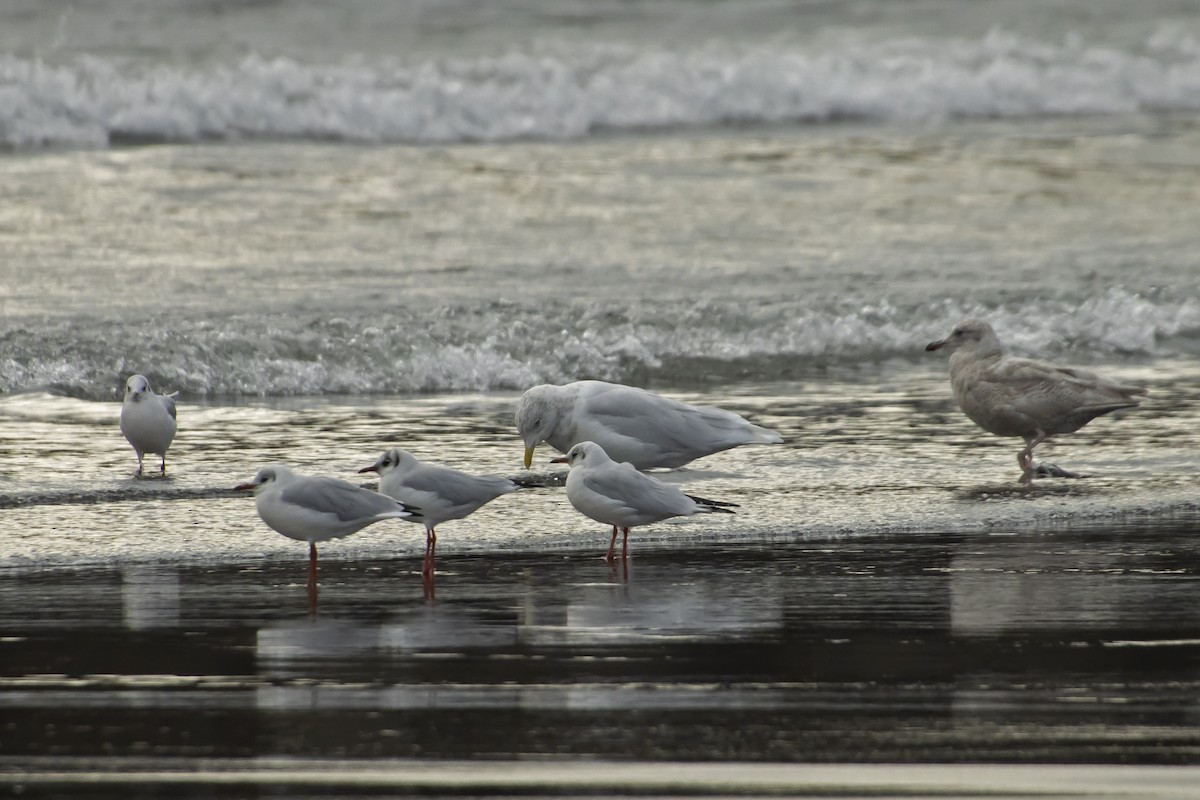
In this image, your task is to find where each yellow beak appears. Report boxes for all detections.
[523,444,535,469]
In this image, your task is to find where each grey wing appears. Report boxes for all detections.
[406,466,515,506]
[282,477,404,521]
[582,387,774,465]
[159,393,177,420]
[580,467,693,519]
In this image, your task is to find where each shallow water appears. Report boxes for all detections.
[3,117,1200,398]
[4,369,1200,794]
[4,2,1200,793]
[2,359,1199,569]
[2,522,1199,796]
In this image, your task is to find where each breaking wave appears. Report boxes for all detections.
[4,27,1200,149]
[1,288,1194,399]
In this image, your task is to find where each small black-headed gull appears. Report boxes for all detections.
[235,464,422,602]
[119,374,178,477]
[516,380,782,470]
[926,319,1147,483]
[552,441,737,563]
[359,447,517,579]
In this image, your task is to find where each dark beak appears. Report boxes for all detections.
[925,339,947,351]
[358,465,379,474]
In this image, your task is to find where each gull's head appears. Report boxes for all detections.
[925,319,1002,357]
[124,374,151,402]
[515,385,557,469]
[358,447,413,477]
[234,463,294,494]
[550,440,608,469]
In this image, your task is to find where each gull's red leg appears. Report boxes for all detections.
[605,526,618,564]
[307,542,319,615]
[422,528,437,578]
[1018,429,1046,484]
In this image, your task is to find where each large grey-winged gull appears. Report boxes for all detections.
[551,441,737,563]
[235,464,422,602]
[925,319,1146,483]
[516,380,782,470]
[359,447,517,579]
[119,374,178,477]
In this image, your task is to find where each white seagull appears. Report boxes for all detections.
[552,441,737,562]
[119,374,178,477]
[516,380,782,470]
[235,464,422,596]
[359,447,517,577]
[926,319,1147,483]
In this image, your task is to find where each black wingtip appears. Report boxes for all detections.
[510,473,567,489]
[686,493,739,513]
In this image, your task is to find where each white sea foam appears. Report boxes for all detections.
[0,289,1194,399]
[4,28,1200,149]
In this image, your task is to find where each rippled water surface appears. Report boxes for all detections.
[4,2,1200,794]
[4,370,1200,794]
[3,360,1200,568]
[2,522,1199,797]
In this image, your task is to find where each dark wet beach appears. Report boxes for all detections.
[3,519,1199,797]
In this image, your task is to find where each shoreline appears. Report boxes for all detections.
[4,759,1200,799]
[3,499,1200,572]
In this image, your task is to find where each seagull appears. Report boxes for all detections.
[234,464,422,603]
[516,380,782,470]
[359,447,517,578]
[119,374,178,477]
[552,441,737,563]
[926,319,1146,483]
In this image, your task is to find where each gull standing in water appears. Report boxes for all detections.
[926,319,1146,483]
[552,441,737,563]
[359,447,517,582]
[235,464,422,609]
[119,374,178,477]
[516,380,782,470]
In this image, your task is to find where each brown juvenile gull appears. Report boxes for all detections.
[925,319,1146,483]
[516,380,782,470]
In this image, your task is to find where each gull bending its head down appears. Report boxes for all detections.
[552,440,737,563]
[926,319,1146,484]
[120,374,178,477]
[516,380,782,470]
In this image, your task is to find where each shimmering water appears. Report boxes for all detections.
[2,525,1199,798]
[3,360,1200,569]
[4,1,1200,794]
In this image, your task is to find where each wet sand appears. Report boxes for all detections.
[2,519,1199,797]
